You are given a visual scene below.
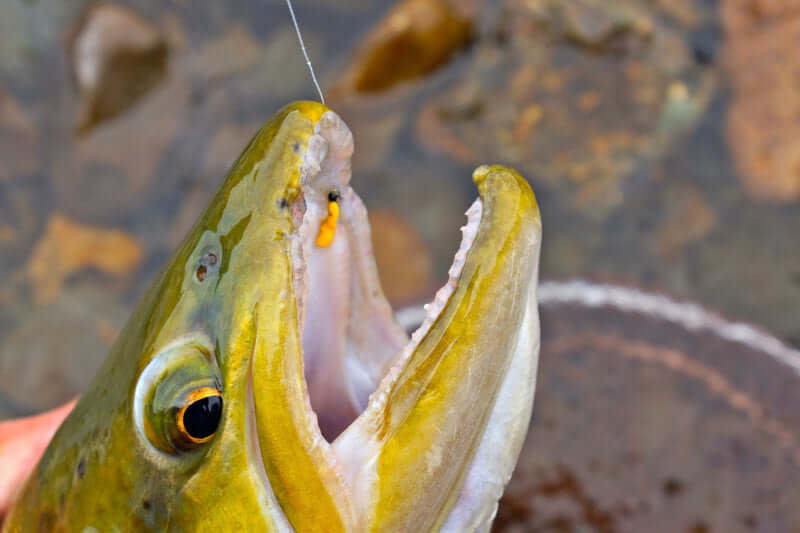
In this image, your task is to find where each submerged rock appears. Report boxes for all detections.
[335,0,474,94]
[26,215,143,304]
[723,0,800,203]
[70,3,168,133]
[415,0,717,216]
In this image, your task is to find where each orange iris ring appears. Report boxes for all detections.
[176,386,223,444]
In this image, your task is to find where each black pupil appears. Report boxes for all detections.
[183,395,222,440]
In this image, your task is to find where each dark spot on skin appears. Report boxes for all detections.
[328,190,340,202]
[292,141,300,153]
[196,265,207,281]
[207,252,217,265]
[142,500,152,511]
[77,458,86,479]
[688,24,722,65]
[278,197,289,209]
[662,477,683,497]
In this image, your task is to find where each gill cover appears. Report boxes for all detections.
[3,102,541,533]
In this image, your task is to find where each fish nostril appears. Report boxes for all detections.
[76,458,86,480]
[195,250,220,282]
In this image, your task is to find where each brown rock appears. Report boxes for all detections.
[70,3,168,132]
[724,1,800,202]
[336,0,474,94]
[56,67,188,219]
[415,0,716,217]
[495,295,800,531]
[723,0,800,28]
[26,215,144,304]
[561,0,652,51]
[369,209,434,305]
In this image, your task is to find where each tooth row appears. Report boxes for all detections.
[364,199,484,416]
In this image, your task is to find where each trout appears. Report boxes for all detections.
[3,102,541,532]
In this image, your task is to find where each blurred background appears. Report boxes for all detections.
[1,0,799,530]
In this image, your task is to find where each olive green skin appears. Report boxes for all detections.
[2,102,328,532]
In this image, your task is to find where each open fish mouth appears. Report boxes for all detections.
[290,110,474,443]
[248,106,542,531]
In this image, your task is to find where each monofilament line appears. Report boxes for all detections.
[285,0,325,104]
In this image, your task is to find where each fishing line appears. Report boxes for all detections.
[285,0,325,104]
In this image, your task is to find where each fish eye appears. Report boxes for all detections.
[177,388,223,443]
[133,340,223,455]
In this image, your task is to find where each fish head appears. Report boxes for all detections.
[4,102,542,532]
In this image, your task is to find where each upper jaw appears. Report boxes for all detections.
[291,111,408,442]
[244,104,542,530]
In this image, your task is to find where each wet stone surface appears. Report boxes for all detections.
[70,3,169,133]
[494,301,800,532]
[0,0,799,529]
